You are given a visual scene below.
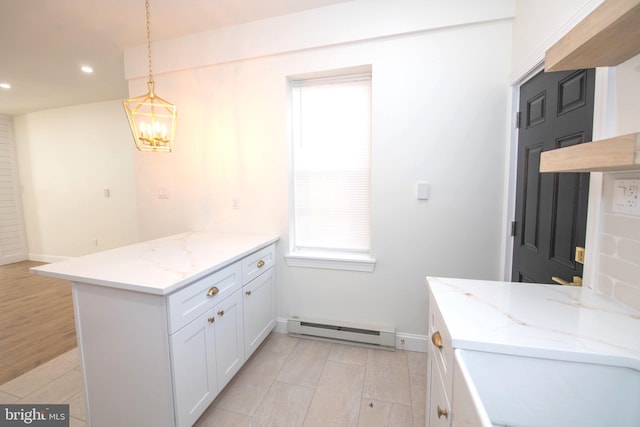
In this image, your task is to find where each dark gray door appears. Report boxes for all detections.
[511,69,595,285]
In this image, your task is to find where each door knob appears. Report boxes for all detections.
[551,276,582,286]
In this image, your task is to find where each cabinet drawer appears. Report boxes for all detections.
[242,244,275,285]
[429,293,453,396]
[428,359,451,427]
[167,262,242,334]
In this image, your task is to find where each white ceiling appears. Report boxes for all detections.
[0,0,353,116]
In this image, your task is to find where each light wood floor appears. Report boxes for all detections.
[0,260,76,385]
[0,333,428,426]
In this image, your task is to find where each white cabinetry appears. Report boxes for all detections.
[170,244,275,426]
[242,244,276,358]
[243,268,275,357]
[451,352,486,427]
[171,287,246,426]
[427,287,453,426]
[171,308,217,427]
[427,360,451,427]
[52,236,278,427]
[427,287,482,427]
[424,276,640,427]
[213,289,245,390]
[168,260,246,426]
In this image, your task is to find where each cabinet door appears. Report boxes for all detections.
[171,309,217,427]
[214,290,245,390]
[428,357,451,427]
[243,268,275,358]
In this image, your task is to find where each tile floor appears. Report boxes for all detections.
[0,332,428,427]
[0,346,86,427]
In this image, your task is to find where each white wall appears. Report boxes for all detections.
[125,0,514,338]
[14,100,139,260]
[510,0,603,81]
[595,52,640,310]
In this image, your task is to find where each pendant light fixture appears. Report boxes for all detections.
[123,0,177,152]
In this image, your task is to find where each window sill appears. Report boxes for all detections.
[284,251,376,272]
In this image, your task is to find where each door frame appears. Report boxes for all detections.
[503,0,619,289]
[503,62,614,290]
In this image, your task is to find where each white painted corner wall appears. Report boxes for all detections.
[510,0,604,82]
[13,100,140,261]
[124,0,515,338]
[9,0,637,346]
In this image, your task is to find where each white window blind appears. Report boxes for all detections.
[291,74,371,254]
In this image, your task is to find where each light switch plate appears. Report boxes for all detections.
[416,182,430,200]
[612,179,640,215]
[158,186,169,199]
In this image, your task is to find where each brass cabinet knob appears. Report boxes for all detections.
[257,260,265,268]
[217,310,224,317]
[245,290,252,296]
[208,317,215,324]
[437,405,448,419]
[207,286,219,297]
[431,331,443,349]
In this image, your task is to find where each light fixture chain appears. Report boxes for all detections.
[146,0,153,84]
[123,0,176,152]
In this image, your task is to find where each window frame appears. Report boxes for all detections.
[284,70,376,272]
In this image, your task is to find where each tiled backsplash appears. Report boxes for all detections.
[597,173,640,310]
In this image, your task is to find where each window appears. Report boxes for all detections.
[285,72,375,272]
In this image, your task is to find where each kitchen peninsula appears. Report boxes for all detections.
[427,277,640,426]
[31,232,279,427]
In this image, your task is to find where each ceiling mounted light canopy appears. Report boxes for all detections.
[123,0,177,153]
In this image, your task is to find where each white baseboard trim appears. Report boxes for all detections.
[275,317,289,334]
[395,332,428,353]
[275,317,427,353]
[28,253,71,263]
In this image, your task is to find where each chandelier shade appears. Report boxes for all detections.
[123,0,177,152]
[123,82,177,152]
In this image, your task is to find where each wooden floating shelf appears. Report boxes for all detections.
[540,133,640,173]
[545,0,640,72]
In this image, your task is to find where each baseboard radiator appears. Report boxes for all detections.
[287,316,395,350]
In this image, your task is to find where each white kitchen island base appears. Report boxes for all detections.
[74,284,176,426]
[31,232,279,427]
[426,276,640,427]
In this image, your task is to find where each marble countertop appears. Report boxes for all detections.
[427,277,640,370]
[31,231,279,295]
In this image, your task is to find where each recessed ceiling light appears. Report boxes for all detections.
[0,83,11,89]
[81,66,94,74]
